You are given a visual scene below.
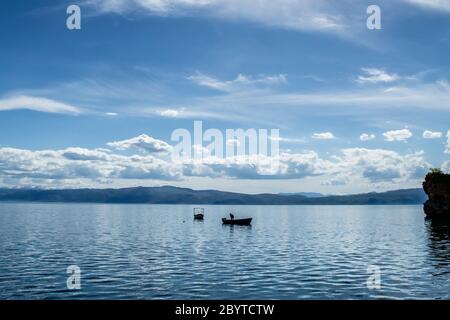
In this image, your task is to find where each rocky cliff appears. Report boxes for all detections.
[423,171,450,219]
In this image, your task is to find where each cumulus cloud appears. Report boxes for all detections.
[383,129,413,142]
[335,148,429,183]
[0,147,182,184]
[321,175,349,186]
[360,133,376,141]
[180,152,327,180]
[187,72,287,92]
[446,130,450,154]
[312,132,335,140]
[62,147,111,161]
[0,142,430,188]
[442,160,450,173]
[107,134,173,154]
[357,68,399,84]
[422,130,442,139]
[0,95,82,114]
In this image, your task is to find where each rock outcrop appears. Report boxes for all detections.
[423,171,450,220]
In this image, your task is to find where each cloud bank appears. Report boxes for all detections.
[0,135,430,190]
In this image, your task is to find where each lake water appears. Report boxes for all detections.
[0,203,448,300]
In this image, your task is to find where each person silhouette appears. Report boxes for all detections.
[229,213,234,220]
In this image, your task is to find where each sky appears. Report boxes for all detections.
[0,0,450,194]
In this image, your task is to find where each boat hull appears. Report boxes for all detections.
[222,218,252,226]
[194,214,204,220]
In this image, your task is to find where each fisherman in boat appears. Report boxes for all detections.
[229,213,234,220]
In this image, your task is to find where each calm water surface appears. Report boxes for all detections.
[0,203,449,299]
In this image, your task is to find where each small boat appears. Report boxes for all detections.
[194,214,204,220]
[193,208,204,220]
[222,218,252,226]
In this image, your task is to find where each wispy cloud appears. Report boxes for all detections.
[403,0,450,12]
[0,95,82,115]
[312,132,335,140]
[85,0,355,36]
[9,69,450,127]
[187,72,287,92]
[269,136,306,144]
[181,77,450,122]
[357,68,400,84]
[103,72,450,128]
[85,0,213,15]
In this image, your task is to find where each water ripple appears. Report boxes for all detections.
[0,203,449,299]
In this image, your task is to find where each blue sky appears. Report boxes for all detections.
[0,0,449,194]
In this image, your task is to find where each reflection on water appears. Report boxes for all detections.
[0,203,449,299]
[426,220,450,277]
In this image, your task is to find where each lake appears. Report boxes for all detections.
[0,203,448,300]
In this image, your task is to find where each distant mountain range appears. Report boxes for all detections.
[0,186,427,205]
[278,192,325,198]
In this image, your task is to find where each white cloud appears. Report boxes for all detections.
[16,70,450,126]
[107,134,173,153]
[360,133,376,141]
[269,136,306,144]
[0,147,181,184]
[321,175,349,186]
[403,0,450,12]
[335,148,429,183]
[87,0,214,14]
[187,72,287,92]
[383,129,413,142]
[312,132,335,140]
[0,141,430,189]
[422,130,442,139]
[86,0,350,35]
[163,78,450,125]
[62,147,111,161]
[158,109,181,118]
[226,138,241,147]
[442,160,450,173]
[357,68,399,84]
[0,95,82,114]
[446,130,450,154]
